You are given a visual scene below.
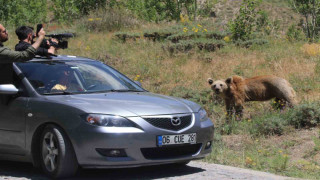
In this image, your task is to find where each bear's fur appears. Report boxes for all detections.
[207,75,297,119]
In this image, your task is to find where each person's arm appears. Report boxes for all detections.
[47,46,56,55]
[0,46,37,63]
[0,28,46,63]
[37,47,49,56]
[32,28,45,50]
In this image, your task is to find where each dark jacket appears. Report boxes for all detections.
[15,41,49,56]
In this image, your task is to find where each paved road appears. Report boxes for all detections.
[0,161,294,180]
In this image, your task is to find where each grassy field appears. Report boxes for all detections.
[5,24,320,179]
[64,26,320,179]
[3,0,320,179]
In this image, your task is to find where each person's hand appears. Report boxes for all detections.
[50,38,58,44]
[38,28,45,39]
[48,46,56,55]
[32,28,46,49]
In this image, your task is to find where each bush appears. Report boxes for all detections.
[229,0,261,41]
[167,39,225,53]
[76,0,106,15]
[286,24,305,41]
[250,114,286,137]
[51,0,108,22]
[167,30,227,43]
[51,0,79,22]
[286,102,320,128]
[167,32,202,43]
[0,0,47,26]
[124,0,165,22]
[114,32,141,42]
[108,0,198,22]
[78,8,139,32]
[235,39,268,48]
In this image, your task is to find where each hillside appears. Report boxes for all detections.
[212,0,301,33]
[2,0,320,179]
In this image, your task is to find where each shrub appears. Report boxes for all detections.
[167,39,225,53]
[51,0,108,23]
[286,102,320,128]
[75,0,106,15]
[114,32,141,42]
[78,8,139,32]
[51,0,79,22]
[108,0,198,22]
[0,0,47,25]
[256,10,269,32]
[270,151,289,172]
[167,32,202,43]
[235,39,269,48]
[125,0,165,22]
[229,0,261,41]
[143,31,173,42]
[167,30,227,43]
[286,24,305,42]
[249,113,286,137]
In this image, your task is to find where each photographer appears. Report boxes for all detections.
[0,24,45,62]
[0,23,45,87]
[15,26,56,56]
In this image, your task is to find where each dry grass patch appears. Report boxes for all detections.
[222,134,254,151]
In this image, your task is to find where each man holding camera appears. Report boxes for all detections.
[15,26,56,56]
[0,23,46,103]
[0,24,45,63]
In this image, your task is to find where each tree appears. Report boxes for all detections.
[229,0,261,41]
[291,0,320,41]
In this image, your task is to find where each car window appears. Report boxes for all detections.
[15,60,144,95]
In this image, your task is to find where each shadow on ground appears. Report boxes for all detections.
[0,161,205,180]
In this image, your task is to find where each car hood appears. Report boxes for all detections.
[44,92,201,117]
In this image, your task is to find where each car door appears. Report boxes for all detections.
[0,69,28,155]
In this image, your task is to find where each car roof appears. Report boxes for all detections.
[29,55,97,62]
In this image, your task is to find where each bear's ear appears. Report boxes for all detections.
[207,78,213,85]
[226,77,233,84]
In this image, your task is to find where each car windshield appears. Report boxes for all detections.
[16,60,145,95]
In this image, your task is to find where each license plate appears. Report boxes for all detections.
[157,133,196,146]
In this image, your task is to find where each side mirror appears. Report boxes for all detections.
[0,84,19,95]
[134,81,142,87]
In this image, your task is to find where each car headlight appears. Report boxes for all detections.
[198,108,208,122]
[84,114,135,127]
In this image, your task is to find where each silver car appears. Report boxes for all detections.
[0,55,214,178]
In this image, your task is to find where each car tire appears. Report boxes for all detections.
[39,124,78,178]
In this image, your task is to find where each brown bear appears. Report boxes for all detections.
[207,75,297,119]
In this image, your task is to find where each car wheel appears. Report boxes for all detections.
[40,124,78,178]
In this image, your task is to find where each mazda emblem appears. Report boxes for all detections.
[171,117,181,126]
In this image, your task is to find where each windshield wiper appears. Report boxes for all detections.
[43,91,75,95]
[83,89,145,94]
[109,89,144,92]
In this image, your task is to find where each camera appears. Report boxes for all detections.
[36,24,74,49]
[45,33,74,49]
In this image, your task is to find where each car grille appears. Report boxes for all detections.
[143,115,192,131]
[141,143,202,160]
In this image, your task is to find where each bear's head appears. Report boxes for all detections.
[207,78,230,95]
